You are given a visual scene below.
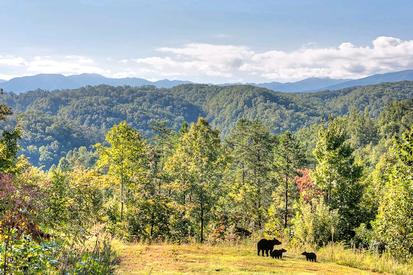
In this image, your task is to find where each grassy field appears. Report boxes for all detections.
[113,241,386,274]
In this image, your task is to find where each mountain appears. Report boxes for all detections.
[2,69,413,94]
[0,73,191,93]
[257,69,413,92]
[325,70,413,90]
[256,77,349,92]
[1,81,413,168]
[0,79,5,84]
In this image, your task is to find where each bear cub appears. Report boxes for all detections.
[270,248,287,259]
[301,251,317,262]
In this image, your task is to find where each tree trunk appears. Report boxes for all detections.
[150,212,155,240]
[254,167,262,229]
[284,174,288,229]
[3,238,8,275]
[120,176,124,221]
[200,200,204,243]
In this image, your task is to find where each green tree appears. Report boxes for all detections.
[312,118,363,239]
[96,121,149,221]
[225,119,276,231]
[0,98,20,173]
[269,131,306,234]
[165,118,225,242]
[373,126,413,261]
[379,99,413,138]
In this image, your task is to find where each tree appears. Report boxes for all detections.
[379,99,413,139]
[312,117,363,239]
[225,119,276,231]
[164,118,225,242]
[0,97,20,173]
[373,126,413,261]
[271,131,307,231]
[96,121,149,221]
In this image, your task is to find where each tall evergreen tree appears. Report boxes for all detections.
[225,119,276,230]
[270,131,306,233]
[165,118,224,242]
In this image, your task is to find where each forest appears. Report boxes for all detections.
[0,82,413,273]
[1,81,413,169]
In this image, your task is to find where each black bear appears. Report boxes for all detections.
[257,238,282,256]
[301,251,317,262]
[270,248,287,259]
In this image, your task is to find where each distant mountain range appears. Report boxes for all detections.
[325,70,413,90]
[256,77,349,92]
[0,73,191,93]
[257,70,413,92]
[1,69,413,93]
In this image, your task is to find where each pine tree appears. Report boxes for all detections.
[225,119,276,230]
[271,131,306,232]
[164,118,225,242]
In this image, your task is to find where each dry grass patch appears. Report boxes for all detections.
[113,241,381,274]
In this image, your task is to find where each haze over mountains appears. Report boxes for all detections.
[256,77,349,92]
[0,73,191,93]
[1,69,413,93]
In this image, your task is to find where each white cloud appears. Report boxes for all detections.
[27,55,108,75]
[124,36,413,82]
[0,55,27,67]
[1,36,413,82]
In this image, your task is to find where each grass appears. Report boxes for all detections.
[112,240,390,274]
[318,244,412,275]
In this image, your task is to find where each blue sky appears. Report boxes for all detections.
[1,0,413,82]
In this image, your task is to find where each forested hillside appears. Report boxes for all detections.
[1,81,413,168]
[1,82,413,273]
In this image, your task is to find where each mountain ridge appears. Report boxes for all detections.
[256,77,349,92]
[1,69,413,93]
[0,73,191,93]
[2,80,413,167]
[325,70,413,90]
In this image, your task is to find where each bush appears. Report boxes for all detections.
[291,198,340,246]
[59,238,118,274]
[0,236,59,274]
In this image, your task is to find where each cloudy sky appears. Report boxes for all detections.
[1,0,413,82]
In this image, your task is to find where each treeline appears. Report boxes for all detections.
[1,81,413,168]
[1,96,413,273]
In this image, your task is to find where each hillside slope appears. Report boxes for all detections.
[1,81,413,168]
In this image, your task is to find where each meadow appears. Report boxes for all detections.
[112,241,412,274]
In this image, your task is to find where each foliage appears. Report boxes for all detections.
[165,118,225,242]
[96,121,150,222]
[291,198,340,246]
[312,117,363,239]
[224,119,276,231]
[1,82,413,268]
[373,126,413,262]
[268,131,307,235]
[2,82,413,168]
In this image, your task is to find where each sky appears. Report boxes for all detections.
[1,0,413,82]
